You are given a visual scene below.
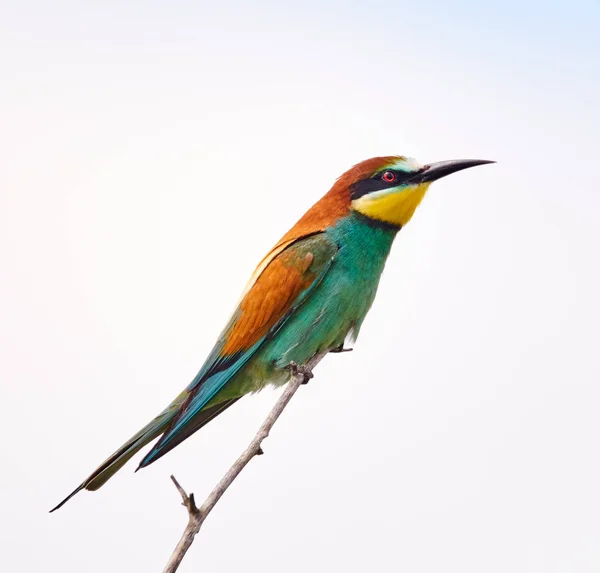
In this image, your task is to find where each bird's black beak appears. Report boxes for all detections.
[417,159,495,183]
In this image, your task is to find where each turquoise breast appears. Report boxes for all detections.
[266,212,398,370]
[213,212,399,398]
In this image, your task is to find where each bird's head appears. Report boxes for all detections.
[275,154,494,250]
[340,155,494,228]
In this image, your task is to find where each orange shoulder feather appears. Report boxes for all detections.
[221,248,316,356]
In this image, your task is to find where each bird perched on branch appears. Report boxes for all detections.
[51,154,493,511]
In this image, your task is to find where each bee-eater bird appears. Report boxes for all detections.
[51,155,493,512]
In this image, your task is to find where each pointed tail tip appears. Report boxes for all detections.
[49,484,84,513]
[134,457,147,472]
[136,449,156,472]
[134,458,148,473]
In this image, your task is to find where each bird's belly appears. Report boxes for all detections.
[203,271,372,403]
[239,269,379,393]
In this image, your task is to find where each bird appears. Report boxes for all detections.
[50,154,493,512]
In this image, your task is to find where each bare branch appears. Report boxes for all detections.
[162,353,326,573]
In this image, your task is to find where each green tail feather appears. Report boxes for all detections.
[50,397,241,512]
[49,409,175,512]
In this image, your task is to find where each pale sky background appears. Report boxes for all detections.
[1,1,599,571]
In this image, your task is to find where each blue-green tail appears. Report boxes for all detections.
[49,407,176,512]
[50,395,241,512]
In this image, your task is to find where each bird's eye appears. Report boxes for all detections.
[381,171,397,183]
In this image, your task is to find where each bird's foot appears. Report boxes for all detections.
[286,361,314,385]
[330,344,353,354]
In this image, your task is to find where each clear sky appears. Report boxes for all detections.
[1,1,599,572]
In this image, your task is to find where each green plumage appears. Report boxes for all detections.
[50,212,397,512]
[209,212,397,402]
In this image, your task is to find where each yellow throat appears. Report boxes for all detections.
[351,182,431,228]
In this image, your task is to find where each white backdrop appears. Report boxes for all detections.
[1,1,599,571]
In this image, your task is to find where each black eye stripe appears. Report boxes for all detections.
[349,169,415,200]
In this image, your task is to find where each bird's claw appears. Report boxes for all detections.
[330,344,353,354]
[287,361,314,384]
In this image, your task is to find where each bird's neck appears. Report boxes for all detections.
[327,211,398,264]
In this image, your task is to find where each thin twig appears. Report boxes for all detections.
[162,353,326,573]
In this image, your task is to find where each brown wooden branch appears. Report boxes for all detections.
[162,354,326,573]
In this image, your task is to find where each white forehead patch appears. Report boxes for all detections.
[389,156,424,173]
